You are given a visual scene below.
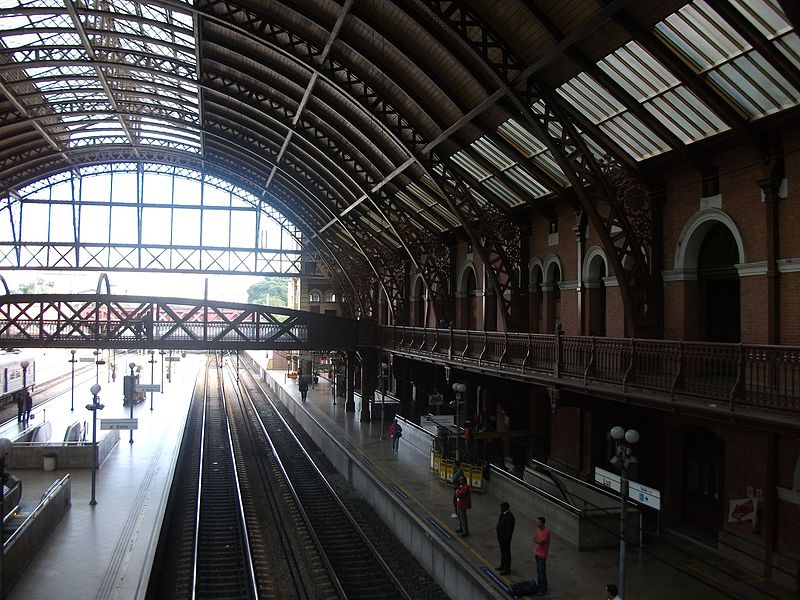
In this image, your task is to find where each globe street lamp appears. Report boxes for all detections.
[69,350,77,411]
[85,384,104,506]
[20,360,29,392]
[610,425,639,600]
[451,382,466,461]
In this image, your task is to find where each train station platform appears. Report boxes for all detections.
[1,352,201,600]
[1,350,792,600]
[253,359,793,600]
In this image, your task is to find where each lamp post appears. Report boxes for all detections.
[148,350,155,410]
[93,349,103,384]
[331,354,339,406]
[0,436,11,600]
[85,384,104,506]
[159,350,165,393]
[379,362,388,440]
[452,382,466,461]
[128,362,136,444]
[69,350,77,411]
[609,425,639,600]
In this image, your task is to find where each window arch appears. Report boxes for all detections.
[324,290,336,302]
[309,289,322,303]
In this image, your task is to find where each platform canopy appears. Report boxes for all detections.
[0,0,798,324]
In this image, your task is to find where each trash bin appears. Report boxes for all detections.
[43,454,57,471]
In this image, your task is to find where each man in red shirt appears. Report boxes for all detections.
[534,516,550,595]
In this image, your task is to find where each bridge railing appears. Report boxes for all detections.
[0,294,358,350]
[379,326,800,415]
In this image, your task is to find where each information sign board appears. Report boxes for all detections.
[135,383,161,393]
[594,467,661,510]
[101,418,138,431]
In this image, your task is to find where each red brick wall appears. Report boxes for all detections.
[605,286,625,337]
[739,275,768,344]
[560,289,578,335]
[779,272,800,345]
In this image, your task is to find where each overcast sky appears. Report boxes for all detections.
[1,270,264,304]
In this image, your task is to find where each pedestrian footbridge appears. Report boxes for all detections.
[0,293,363,351]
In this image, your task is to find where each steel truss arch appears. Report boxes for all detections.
[416,0,663,336]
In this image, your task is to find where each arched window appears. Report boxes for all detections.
[309,290,321,303]
[325,290,336,302]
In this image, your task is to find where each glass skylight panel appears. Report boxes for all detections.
[393,190,426,213]
[559,73,625,124]
[559,72,671,160]
[498,118,547,157]
[728,0,789,42]
[505,165,551,198]
[598,41,729,143]
[451,150,491,181]
[406,182,440,208]
[472,136,515,170]
[0,0,199,153]
[656,0,800,119]
[482,178,524,207]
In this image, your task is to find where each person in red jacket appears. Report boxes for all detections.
[454,475,471,537]
[388,419,402,454]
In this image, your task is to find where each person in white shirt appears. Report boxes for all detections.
[606,583,622,600]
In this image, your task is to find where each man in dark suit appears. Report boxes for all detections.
[495,501,516,575]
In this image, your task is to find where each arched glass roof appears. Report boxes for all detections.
[0,0,798,318]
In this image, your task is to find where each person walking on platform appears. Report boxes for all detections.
[389,419,402,454]
[495,501,515,575]
[451,460,463,518]
[606,583,622,600]
[533,516,551,595]
[454,475,471,537]
[298,377,309,402]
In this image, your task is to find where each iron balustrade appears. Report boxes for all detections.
[0,294,355,350]
[380,326,800,417]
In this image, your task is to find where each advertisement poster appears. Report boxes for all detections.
[728,497,758,522]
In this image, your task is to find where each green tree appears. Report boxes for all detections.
[17,277,55,294]
[247,277,288,307]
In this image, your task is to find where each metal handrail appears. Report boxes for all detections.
[381,326,800,417]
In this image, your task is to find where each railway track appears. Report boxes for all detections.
[148,355,256,599]
[149,353,415,599]
[233,357,411,600]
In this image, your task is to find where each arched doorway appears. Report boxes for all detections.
[680,426,725,538]
[412,276,425,327]
[584,248,607,336]
[530,263,544,333]
[465,267,478,330]
[698,222,740,342]
[543,256,562,333]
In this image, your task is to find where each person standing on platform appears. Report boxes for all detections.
[451,460,463,519]
[534,516,551,595]
[23,388,32,425]
[454,475,471,537]
[389,419,402,454]
[299,377,309,402]
[495,501,515,575]
[606,583,622,600]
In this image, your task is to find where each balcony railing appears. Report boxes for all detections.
[379,326,800,416]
